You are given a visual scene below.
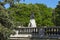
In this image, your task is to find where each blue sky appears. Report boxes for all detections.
[5,0,59,8]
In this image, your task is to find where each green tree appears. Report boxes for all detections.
[55,1,60,26]
[0,1,15,40]
[8,3,54,27]
[0,9,15,40]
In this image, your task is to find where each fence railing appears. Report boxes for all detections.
[13,27,60,39]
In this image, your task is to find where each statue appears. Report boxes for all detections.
[28,12,36,27]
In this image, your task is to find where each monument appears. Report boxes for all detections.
[28,12,37,27]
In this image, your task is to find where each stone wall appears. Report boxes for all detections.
[9,27,60,40]
[9,37,31,40]
[9,37,60,40]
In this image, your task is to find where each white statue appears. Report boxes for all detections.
[28,12,36,27]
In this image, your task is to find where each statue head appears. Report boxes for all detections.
[30,12,35,19]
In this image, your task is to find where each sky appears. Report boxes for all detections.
[5,0,59,8]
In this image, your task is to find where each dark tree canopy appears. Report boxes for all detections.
[55,1,60,26]
[0,0,15,40]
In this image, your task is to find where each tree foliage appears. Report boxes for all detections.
[55,1,60,26]
[8,3,54,27]
[0,1,15,40]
